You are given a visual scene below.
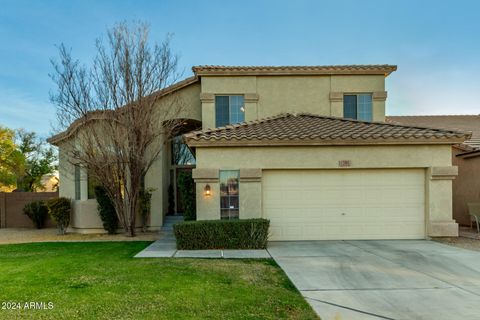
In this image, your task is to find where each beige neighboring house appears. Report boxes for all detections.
[49,65,471,239]
[387,115,480,227]
[40,172,59,192]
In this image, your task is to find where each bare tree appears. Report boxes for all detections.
[50,22,185,236]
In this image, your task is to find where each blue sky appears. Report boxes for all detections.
[1,0,479,137]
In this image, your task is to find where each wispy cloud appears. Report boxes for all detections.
[0,86,55,138]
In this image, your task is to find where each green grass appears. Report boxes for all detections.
[0,242,318,319]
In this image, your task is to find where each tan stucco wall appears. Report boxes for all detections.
[195,145,452,169]
[58,145,75,200]
[200,74,387,128]
[193,144,458,238]
[452,149,480,226]
[154,82,202,121]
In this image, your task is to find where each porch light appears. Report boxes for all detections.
[204,184,211,196]
[240,106,245,113]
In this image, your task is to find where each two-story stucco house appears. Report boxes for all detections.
[50,65,470,240]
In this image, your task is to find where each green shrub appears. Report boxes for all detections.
[94,186,118,234]
[173,219,270,250]
[47,197,71,235]
[23,201,48,229]
[177,171,196,221]
[139,188,155,233]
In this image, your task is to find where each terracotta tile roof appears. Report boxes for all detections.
[184,113,470,147]
[386,115,480,150]
[192,65,397,76]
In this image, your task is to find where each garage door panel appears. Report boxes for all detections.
[263,169,425,240]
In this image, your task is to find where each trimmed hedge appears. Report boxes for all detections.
[173,219,270,250]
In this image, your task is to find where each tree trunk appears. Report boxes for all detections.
[128,225,135,237]
[128,198,137,237]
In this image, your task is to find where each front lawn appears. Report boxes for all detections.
[0,242,317,319]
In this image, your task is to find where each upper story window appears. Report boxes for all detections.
[343,94,373,121]
[215,95,245,127]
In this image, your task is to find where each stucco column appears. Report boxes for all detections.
[372,91,387,122]
[200,93,215,129]
[239,169,262,219]
[329,92,343,117]
[144,133,166,230]
[193,168,219,220]
[426,166,459,237]
[145,157,164,229]
[243,93,259,122]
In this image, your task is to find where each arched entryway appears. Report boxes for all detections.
[168,119,201,215]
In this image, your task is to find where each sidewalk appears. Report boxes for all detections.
[134,236,270,259]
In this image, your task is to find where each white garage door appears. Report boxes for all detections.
[263,169,425,240]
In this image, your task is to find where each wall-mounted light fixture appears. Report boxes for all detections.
[240,106,245,113]
[204,184,211,196]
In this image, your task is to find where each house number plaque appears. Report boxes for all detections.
[338,160,352,167]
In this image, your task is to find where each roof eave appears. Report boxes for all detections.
[456,149,480,158]
[193,69,396,77]
[185,137,467,148]
[47,134,64,146]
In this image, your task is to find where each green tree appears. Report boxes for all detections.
[15,130,57,192]
[0,127,22,190]
[0,127,57,192]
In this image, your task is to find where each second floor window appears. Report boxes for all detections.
[215,95,245,127]
[343,94,373,121]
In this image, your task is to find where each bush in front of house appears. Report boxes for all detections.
[139,188,155,233]
[173,219,270,250]
[47,197,71,235]
[94,186,118,234]
[23,200,48,229]
[177,171,196,221]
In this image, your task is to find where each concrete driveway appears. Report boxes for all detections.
[268,240,480,320]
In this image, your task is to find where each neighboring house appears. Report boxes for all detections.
[40,172,59,192]
[50,65,470,239]
[387,115,480,227]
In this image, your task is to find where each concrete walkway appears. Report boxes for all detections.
[134,237,270,259]
[268,240,480,320]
